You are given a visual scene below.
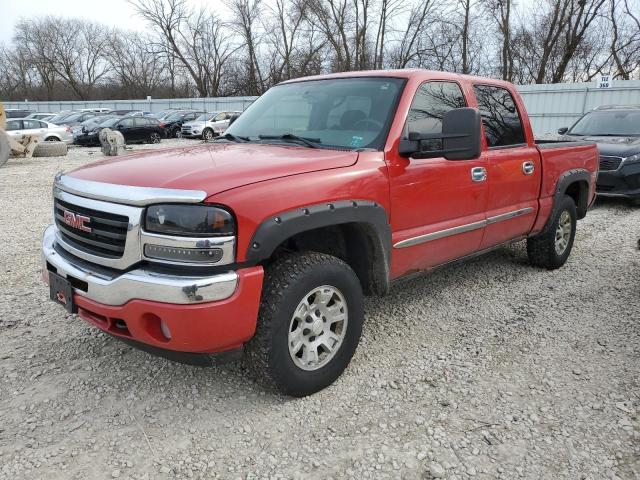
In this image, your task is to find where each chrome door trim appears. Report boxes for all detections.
[54,173,207,206]
[393,220,486,249]
[393,207,535,249]
[486,207,534,225]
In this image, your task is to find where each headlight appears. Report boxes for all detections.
[624,153,640,165]
[144,205,235,264]
[145,205,235,237]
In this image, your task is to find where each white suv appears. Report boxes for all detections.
[181,111,241,140]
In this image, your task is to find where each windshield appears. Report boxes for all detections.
[165,112,189,121]
[48,112,75,124]
[569,110,640,136]
[225,77,406,150]
[99,117,121,128]
[194,113,213,122]
[61,113,82,123]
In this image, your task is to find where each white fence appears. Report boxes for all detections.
[2,96,259,115]
[518,80,640,134]
[4,79,640,136]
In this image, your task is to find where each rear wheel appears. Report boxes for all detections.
[202,128,214,142]
[44,136,58,142]
[149,132,161,144]
[527,194,577,269]
[244,252,363,397]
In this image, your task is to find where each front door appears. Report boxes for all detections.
[387,81,489,279]
[472,85,540,248]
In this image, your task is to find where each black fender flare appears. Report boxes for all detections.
[246,200,392,295]
[551,168,591,222]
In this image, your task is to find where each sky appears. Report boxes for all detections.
[0,0,216,44]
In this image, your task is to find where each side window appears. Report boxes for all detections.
[6,120,21,131]
[473,85,526,148]
[405,81,467,136]
[23,119,42,129]
[119,118,134,128]
[134,118,147,127]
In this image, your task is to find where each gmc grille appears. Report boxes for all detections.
[54,198,129,258]
[599,156,622,172]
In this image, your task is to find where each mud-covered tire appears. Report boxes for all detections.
[0,131,9,168]
[527,195,577,269]
[32,141,68,158]
[244,252,364,397]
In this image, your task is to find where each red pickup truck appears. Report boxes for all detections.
[42,70,598,396]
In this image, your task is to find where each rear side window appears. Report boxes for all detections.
[473,85,525,147]
[405,81,467,136]
[23,119,43,129]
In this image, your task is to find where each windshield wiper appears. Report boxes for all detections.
[258,133,321,148]
[214,133,250,143]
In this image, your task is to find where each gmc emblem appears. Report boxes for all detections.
[63,210,92,233]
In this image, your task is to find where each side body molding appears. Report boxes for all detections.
[246,200,392,295]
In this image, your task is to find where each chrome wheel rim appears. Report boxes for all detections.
[151,133,160,143]
[288,285,348,371]
[555,210,571,255]
[204,130,213,141]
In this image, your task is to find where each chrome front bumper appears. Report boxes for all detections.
[42,225,238,306]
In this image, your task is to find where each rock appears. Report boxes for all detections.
[111,469,121,478]
[429,461,445,478]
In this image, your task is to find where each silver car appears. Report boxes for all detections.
[4,118,73,144]
[181,111,241,140]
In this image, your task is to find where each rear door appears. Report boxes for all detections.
[472,84,540,248]
[387,80,489,277]
[117,118,136,141]
[23,119,47,138]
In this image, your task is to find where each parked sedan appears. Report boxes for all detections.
[4,119,73,144]
[181,111,242,140]
[74,116,163,146]
[161,110,205,138]
[560,105,640,203]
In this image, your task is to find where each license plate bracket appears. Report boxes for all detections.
[49,271,77,314]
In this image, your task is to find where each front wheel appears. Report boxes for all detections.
[202,128,214,142]
[244,252,363,397]
[527,194,577,269]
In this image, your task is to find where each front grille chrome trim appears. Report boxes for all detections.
[53,189,144,269]
[54,173,208,206]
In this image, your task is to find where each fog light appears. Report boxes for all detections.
[144,244,223,263]
[160,320,172,340]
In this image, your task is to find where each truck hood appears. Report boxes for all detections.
[67,143,359,196]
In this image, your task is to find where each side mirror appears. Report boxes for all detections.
[398,107,482,160]
[558,127,568,135]
[228,114,240,126]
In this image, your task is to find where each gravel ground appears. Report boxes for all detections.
[0,141,639,480]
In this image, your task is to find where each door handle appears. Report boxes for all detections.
[471,167,487,182]
[522,161,535,175]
